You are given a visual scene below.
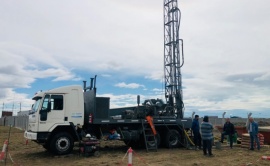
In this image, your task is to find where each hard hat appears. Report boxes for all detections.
[86,134,91,138]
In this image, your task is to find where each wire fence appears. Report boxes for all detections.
[0,116,29,130]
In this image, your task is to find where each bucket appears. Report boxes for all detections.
[227,133,238,145]
[215,141,221,149]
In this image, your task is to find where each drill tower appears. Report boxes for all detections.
[163,0,184,118]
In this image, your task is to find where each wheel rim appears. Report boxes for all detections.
[56,137,70,152]
[169,134,178,146]
[94,151,100,157]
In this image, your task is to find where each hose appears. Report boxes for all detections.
[183,129,195,146]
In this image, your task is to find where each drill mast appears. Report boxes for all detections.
[163,0,184,118]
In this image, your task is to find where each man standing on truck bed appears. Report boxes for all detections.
[191,115,201,150]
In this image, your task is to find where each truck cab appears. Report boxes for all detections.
[25,85,84,155]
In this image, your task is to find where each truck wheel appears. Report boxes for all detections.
[94,151,100,157]
[165,129,180,148]
[50,132,74,155]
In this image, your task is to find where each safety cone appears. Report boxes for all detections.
[261,156,270,160]
[0,140,8,161]
[128,147,133,166]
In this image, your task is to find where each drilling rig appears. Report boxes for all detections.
[24,0,191,155]
[163,0,184,119]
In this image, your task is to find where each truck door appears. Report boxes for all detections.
[38,94,65,131]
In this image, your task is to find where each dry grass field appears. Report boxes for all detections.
[1,126,270,166]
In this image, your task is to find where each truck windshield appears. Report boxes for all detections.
[30,97,42,114]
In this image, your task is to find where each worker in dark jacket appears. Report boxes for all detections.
[220,118,235,148]
[191,115,201,150]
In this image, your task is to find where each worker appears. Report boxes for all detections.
[108,129,120,140]
[200,116,214,156]
[220,118,235,148]
[246,117,260,150]
[191,115,201,150]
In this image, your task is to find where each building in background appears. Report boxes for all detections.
[17,110,30,116]
[1,111,13,117]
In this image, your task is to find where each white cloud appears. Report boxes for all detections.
[0,0,270,117]
[98,93,142,108]
[0,88,33,114]
[254,72,270,81]
[145,71,163,82]
[101,74,112,78]
[98,92,165,109]
[114,82,145,89]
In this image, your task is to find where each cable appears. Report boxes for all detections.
[183,129,195,146]
[177,8,184,68]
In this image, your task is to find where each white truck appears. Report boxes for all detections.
[24,76,192,155]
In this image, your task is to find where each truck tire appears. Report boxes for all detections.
[165,129,180,148]
[94,151,100,157]
[50,132,74,155]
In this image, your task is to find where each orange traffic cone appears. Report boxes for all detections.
[0,140,8,161]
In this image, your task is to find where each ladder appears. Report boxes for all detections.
[141,120,157,152]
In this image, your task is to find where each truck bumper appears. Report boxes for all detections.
[24,131,37,140]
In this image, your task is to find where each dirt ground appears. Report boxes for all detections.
[1,126,270,166]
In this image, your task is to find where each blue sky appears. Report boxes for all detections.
[1,0,270,118]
